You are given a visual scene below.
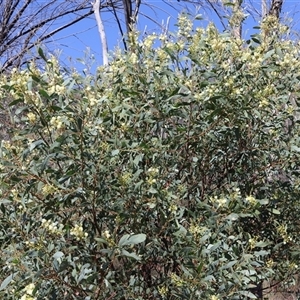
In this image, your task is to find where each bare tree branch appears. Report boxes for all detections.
[0,0,126,71]
[109,0,127,50]
[133,0,141,23]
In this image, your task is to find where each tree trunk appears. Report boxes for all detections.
[93,0,109,66]
[269,0,283,19]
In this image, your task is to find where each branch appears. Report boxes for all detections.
[109,0,127,51]
[133,0,141,23]
[7,0,33,35]
[123,0,133,34]
[206,0,227,30]
[269,0,283,19]
[1,0,20,39]
[1,10,94,70]
[0,6,94,56]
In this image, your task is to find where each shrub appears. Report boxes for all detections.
[1,16,300,299]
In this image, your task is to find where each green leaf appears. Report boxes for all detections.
[238,291,257,299]
[221,260,238,269]
[39,89,50,98]
[95,238,108,244]
[58,261,69,273]
[121,249,141,260]
[133,153,143,166]
[223,2,235,6]
[251,35,261,44]
[255,241,270,248]
[111,149,119,156]
[268,208,280,215]
[50,105,62,112]
[0,199,11,204]
[226,213,239,221]
[240,268,256,277]
[0,272,18,291]
[53,251,64,260]
[291,145,300,152]
[263,49,275,60]
[148,187,158,194]
[38,47,48,61]
[9,99,23,106]
[118,233,146,247]
[31,74,41,83]
[29,139,45,151]
[254,250,269,257]
[257,199,269,205]
[66,79,75,94]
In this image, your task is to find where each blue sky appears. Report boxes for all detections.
[49,1,188,70]
[46,0,300,71]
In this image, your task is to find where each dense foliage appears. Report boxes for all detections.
[1,15,300,299]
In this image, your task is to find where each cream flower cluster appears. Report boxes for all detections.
[27,112,36,123]
[49,116,65,130]
[245,195,257,206]
[170,272,185,287]
[5,67,43,106]
[103,229,115,247]
[248,237,258,250]
[147,167,159,176]
[119,172,132,186]
[44,55,66,96]
[20,283,36,300]
[143,33,156,50]
[85,85,101,107]
[1,140,20,155]
[146,167,159,185]
[9,68,31,90]
[211,195,227,208]
[276,223,293,244]
[168,203,178,214]
[41,184,56,196]
[70,224,88,241]
[177,14,193,38]
[47,83,66,96]
[158,285,168,297]
[41,219,63,236]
